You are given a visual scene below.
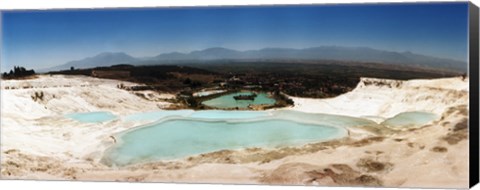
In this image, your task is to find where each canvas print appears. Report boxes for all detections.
[0,2,476,189]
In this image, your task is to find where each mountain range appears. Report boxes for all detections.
[45,46,467,72]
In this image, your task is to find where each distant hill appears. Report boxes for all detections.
[151,47,467,72]
[47,52,138,71]
[45,46,467,72]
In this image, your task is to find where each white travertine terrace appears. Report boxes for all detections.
[0,75,469,188]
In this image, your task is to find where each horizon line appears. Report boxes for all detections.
[73,45,467,62]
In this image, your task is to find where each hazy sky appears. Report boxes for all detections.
[1,2,469,70]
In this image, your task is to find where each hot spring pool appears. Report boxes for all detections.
[102,110,378,166]
[201,92,276,109]
[66,109,439,166]
[382,111,439,128]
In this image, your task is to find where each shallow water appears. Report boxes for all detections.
[65,111,116,123]
[201,92,276,109]
[102,110,380,166]
[98,109,436,166]
[382,111,439,128]
[105,118,345,166]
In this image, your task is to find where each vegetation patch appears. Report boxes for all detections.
[2,66,36,79]
[31,91,45,102]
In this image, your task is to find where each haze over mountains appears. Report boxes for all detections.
[48,52,137,72]
[46,46,467,72]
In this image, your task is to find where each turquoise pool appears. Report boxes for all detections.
[201,92,276,109]
[101,110,379,166]
[67,109,437,166]
[382,111,439,128]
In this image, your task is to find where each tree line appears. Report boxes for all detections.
[2,66,35,79]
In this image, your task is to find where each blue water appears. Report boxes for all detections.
[68,109,438,166]
[66,111,116,123]
[104,118,345,166]
[201,92,276,109]
[101,110,382,166]
[190,110,271,119]
[382,111,439,128]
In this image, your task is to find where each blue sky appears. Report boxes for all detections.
[1,2,469,70]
